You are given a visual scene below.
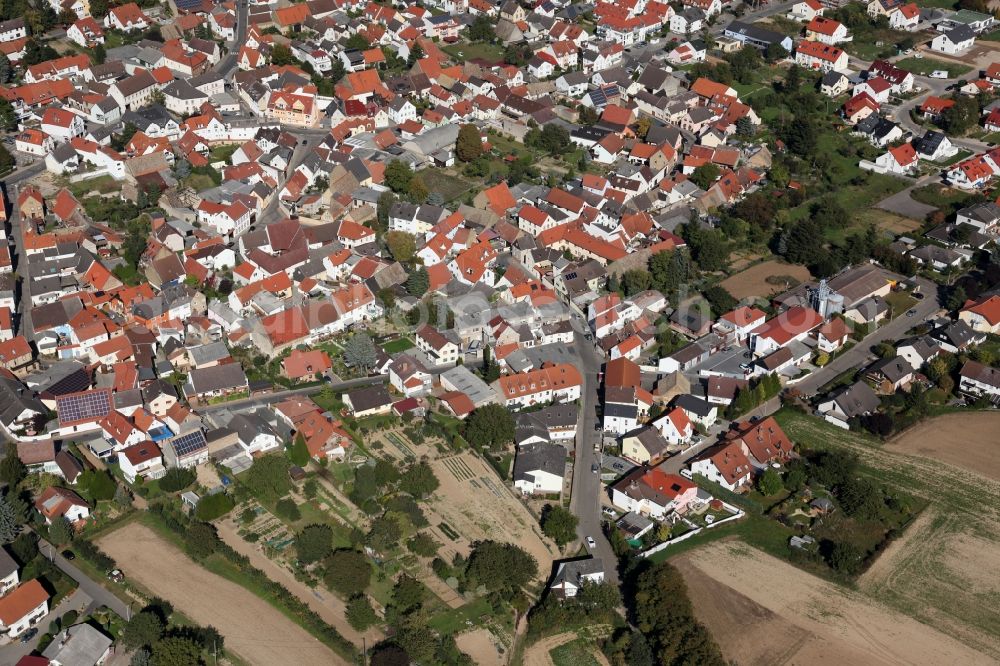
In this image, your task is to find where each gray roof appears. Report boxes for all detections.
[551,556,604,588]
[344,384,393,412]
[439,365,497,406]
[0,546,16,578]
[42,623,113,665]
[831,381,881,417]
[228,412,278,444]
[188,341,231,367]
[186,364,249,395]
[513,442,565,482]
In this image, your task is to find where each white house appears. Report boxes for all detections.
[931,25,975,55]
[495,364,582,408]
[795,40,849,73]
[805,16,851,44]
[117,441,166,484]
[513,443,565,495]
[959,359,1000,398]
[874,142,919,175]
[689,441,752,491]
[0,580,48,638]
[549,558,605,599]
[40,108,85,141]
[610,467,699,520]
[415,325,460,366]
[787,0,823,21]
[104,2,150,32]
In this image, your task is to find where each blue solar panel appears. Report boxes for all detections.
[57,389,113,426]
[174,0,204,10]
[170,431,207,457]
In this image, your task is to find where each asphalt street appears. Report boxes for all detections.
[38,538,132,620]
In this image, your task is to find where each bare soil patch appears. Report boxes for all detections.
[720,261,812,301]
[674,540,994,666]
[99,522,347,666]
[455,628,506,666]
[886,412,1000,481]
[429,453,556,578]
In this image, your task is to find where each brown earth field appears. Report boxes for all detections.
[719,261,812,301]
[777,411,1000,659]
[884,412,1000,481]
[99,522,348,666]
[674,540,996,666]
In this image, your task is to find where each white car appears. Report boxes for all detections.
[586,536,596,549]
[680,469,693,480]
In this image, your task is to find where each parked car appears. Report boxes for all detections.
[60,550,75,561]
[107,569,124,583]
[586,536,596,549]
[591,463,599,474]
[20,628,37,643]
[906,309,917,317]
[680,469,693,479]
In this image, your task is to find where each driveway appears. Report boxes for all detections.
[876,177,939,220]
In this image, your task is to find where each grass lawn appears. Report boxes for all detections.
[67,174,119,198]
[914,0,957,7]
[382,337,414,353]
[846,34,905,61]
[420,168,476,204]
[910,183,980,214]
[895,56,973,78]
[885,290,918,318]
[550,638,600,666]
[441,41,505,64]
[932,148,972,167]
[209,143,240,163]
[982,29,1000,42]
[184,173,216,192]
[427,596,492,634]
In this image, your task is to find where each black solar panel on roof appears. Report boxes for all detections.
[170,431,207,457]
[175,0,204,9]
[56,390,112,426]
[45,369,92,396]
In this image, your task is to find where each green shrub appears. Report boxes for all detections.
[195,493,235,522]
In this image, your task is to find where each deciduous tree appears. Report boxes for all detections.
[540,505,577,547]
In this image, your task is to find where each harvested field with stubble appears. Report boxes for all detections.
[773,411,1000,660]
[428,453,556,578]
[885,412,1000,481]
[100,522,348,666]
[719,261,812,301]
[675,540,994,666]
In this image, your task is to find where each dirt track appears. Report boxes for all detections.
[675,540,995,666]
[885,412,1000,481]
[521,632,576,666]
[99,522,348,666]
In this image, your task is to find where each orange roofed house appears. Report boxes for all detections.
[0,579,48,637]
[610,467,698,520]
[495,363,583,408]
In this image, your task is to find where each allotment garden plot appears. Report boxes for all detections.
[429,452,556,574]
